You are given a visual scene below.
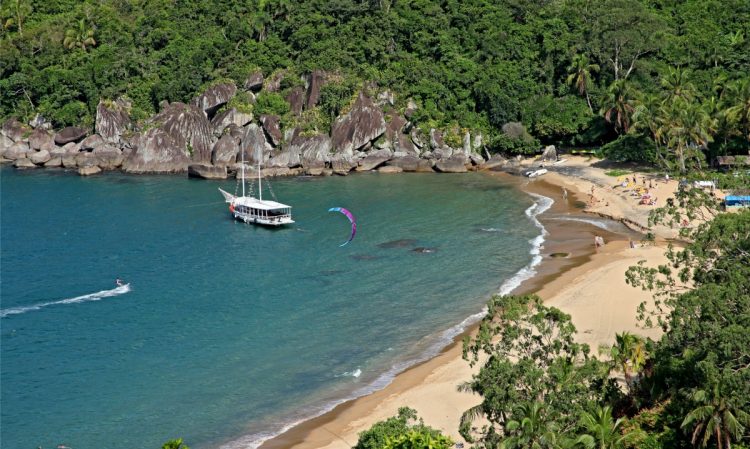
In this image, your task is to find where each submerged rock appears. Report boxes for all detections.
[377,239,417,249]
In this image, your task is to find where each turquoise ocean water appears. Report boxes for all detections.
[0,167,546,449]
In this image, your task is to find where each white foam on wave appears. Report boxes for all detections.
[0,284,132,318]
[217,193,555,449]
[497,192,554,296]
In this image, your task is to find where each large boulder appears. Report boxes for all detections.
[2,118,29,142]
[331,93,386,155]
[331,153,357,175]
[239,123,270,164]
[95,98,132,145]
[80,134,106,151]
[305,70,326,109]
[44,157,62,168]
[93,145,124,170]
[429,128,445,150]
[286,86,305,116]
[212,134,240,166]
[29,149,51,165]
[267,149,301,168]
[244,71,264,92]
[29,113,52,130]
[3,142,30,160]
[14,158,36,169]
[260,115,282,147]
[192,82,237,118]
[121,128,191,173]
[211,108,253,136]
[61,155,78,168]
[378,165,402,174]
[1,135,13,152]
[61,142,80,154]
[149,102,213,163]
[75,152,100,168]
[541,145,557,161]
[78,166,102,176]
[434,156,468,173]
[356,156,390,172]
[410,128,426,149]
[432,146,453,160]
[28,129,53,150]
[394,133,418,156]
[295,134,333,168]
[386,156,421,172]
[54,126,87,145]
[188,164,227,179]
[265,70,285,92]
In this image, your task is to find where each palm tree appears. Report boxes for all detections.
[1,0,32,35]
[681,383,750,449]
[63,19,96,52]
[660,67,697,104]
[602,332,647,393]
[601,80,636,134]
[632,94,670,169]
[567,54,600,113]
[576,406,639,449]
[502,401,573,449]
[664,100,717,173]
[723,78,750,142]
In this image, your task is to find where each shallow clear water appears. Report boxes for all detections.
[1,167,541,449]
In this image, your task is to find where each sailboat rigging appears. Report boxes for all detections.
[218,148,294,226]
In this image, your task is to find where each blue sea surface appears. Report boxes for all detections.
[1,167,542,449]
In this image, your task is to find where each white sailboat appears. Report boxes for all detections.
[218,148,294,227]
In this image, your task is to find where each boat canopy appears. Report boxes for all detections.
[234,196,292,210]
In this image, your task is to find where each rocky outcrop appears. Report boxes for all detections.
[29,129,53,150]
[244,71,264,91]
[122,128,191,173]
[541,145,557,161]
[331,93,386,155]
[29,149,51,165]
[386,156,421,172]
[429,128,445,150]
[188,164,227,179]
[211,108,253,136]
[212,134,240,166]
[80,134,106,151]
[2,118,29,142]
[93,145,125,170]
[331,153,357,175]
[356,154,390,172]
[61,155,77,168]
[260,115,282,146]
[378,165,402,173]
[268,148,301,168]
[1,135,13,152]
[434,156,468,173]
[286,86,305,116]
[54,126,87,145]
[479,155,508,171]
[96,98,132,145]
[306,70,326,109]
[149,102,213,163]
[13,158,36,169]
[192,82,237,118]
[265,71,285,92]
[3,142,30,160]
[78,166,102,176]
[44,157,62,168]
[239,123,269,164]
[432,146,453,160]
[295,134,332,168]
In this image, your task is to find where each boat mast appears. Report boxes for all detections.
[258,150,262,201]
[241,147,246,197]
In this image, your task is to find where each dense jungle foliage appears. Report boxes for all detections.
[1,0,748,167]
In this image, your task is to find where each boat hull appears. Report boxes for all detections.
[231,211,295,227]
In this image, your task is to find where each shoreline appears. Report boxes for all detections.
[250,169,655,449]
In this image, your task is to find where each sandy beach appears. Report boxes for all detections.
[260,158,677,449]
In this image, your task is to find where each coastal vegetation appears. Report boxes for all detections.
[2,0,748,170]
[450,195,750,448]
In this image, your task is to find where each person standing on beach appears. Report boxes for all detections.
[562,187,568,201]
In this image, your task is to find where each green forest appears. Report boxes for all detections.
[1,0,748,172]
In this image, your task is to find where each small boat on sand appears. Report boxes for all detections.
[525,168,548,178]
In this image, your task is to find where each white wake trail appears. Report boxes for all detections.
[1,284,131,318]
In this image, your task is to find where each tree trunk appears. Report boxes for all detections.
[586,91,593,114]
[679,149,686,173]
